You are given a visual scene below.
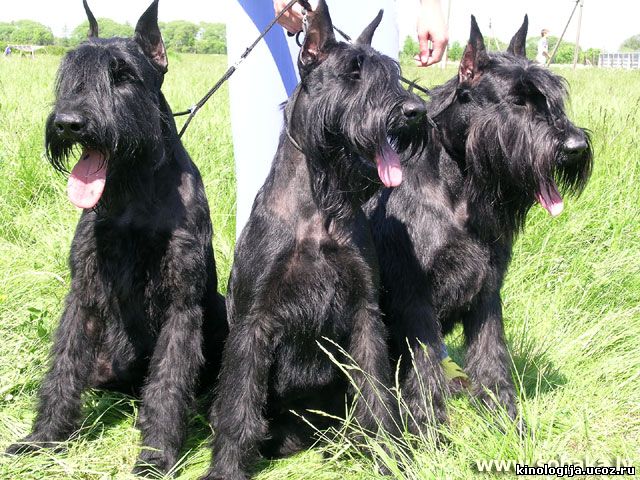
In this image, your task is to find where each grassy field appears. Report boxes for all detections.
[0,53,638,479]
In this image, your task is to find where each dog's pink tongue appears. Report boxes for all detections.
[375,141,402,187]
[67,149,106,209]
[536,180,564,216]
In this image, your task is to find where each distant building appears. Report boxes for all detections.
[599,52,640,69]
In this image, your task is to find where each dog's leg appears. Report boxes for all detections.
[396,303,448,435]
[133,303,205,476]
[463,292,518,420]
[202,316,280,480]
[6,296,100,454]
[259,412,315,459]
[348,303,401,437]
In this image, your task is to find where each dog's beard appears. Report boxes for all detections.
[46,116,110,209]
[294,79,415,189]
[466,106,577,217]
[45,110,158,210]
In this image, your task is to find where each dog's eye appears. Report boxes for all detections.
[112,69,134,84]
[110,59,135,85]
[345,54,363,81]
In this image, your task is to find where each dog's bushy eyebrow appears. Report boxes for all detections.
[520,67,568,113]
[493,61,568,115]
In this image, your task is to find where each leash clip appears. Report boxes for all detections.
[295,7,309,47]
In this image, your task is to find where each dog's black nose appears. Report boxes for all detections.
[54,113,86,138]
[562,135,588,157]
[402,100,427,120]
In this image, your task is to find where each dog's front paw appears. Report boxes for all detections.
[473,384,518,421]
[5,441,39,456]
[5,435,63,456]
[199,468,248,480]
[402,386,448,438]
[199,471,223,480]
[133,449,176,478]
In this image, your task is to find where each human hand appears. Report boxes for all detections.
[415,0,449,67]
[274,0,305,34]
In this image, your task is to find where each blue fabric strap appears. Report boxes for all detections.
[238,0,299,96]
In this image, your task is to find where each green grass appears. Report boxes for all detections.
[0,53,638,479]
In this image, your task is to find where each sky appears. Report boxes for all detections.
[0,0,638,52]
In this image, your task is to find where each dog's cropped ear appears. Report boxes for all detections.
[83,0,99,38]
[135,0,168,73]
[356,10,383,46]
[299,0,336,70]
[459,15,488,85]
[507,14,528,57]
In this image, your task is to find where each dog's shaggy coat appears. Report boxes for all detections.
[366,15,593,432]
[203,1,427,479]
[6,1,227,475]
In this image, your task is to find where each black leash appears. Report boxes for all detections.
[175,0,300,138]
[174,0,434,138]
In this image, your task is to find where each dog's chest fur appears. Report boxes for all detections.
[261,156,374,334]
[369,151,494,322]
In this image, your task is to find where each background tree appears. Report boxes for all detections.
[581,47,601,65]
[160,21,198,53]
[447,40,463,61]
[0,23,15,43]
[483,36,506,52]
[56,25,71,48]
[400,35,419,61]
[69,19,133,46]
[195,23,226,54]
[4,17,228,55]
[0,20,54,45]
[55,36,71,48]
[620,34,640,52]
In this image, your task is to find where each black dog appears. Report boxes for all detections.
[6,1,227,475]
[202,2,426,479]
[366,16,592,432]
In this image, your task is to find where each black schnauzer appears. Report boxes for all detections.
[6,0,227,475]
[366,16,592,432]
[202,1,426,479]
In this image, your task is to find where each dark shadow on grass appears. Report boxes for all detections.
[511,344,568,398]
[178,395,215,453]
[7,386,219,475]
[177,405,338,479]
[445,338,567,399]
[78,389,137,441]
[80,389,215,442]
